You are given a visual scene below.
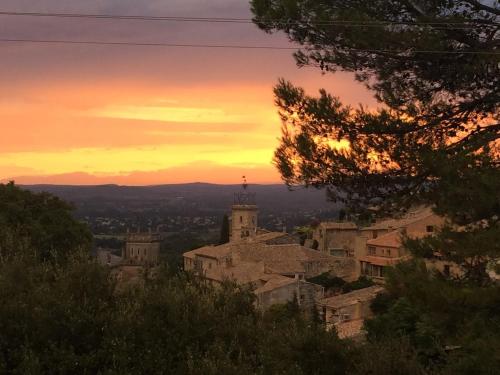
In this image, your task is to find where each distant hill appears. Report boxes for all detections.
[23,183,338,214]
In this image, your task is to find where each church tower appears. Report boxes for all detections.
[230,177,258,242]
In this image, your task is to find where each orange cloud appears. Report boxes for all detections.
[1,69,374,184]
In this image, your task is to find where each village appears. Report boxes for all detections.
[97,183,464,340]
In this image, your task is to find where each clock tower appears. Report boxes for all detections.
[230,177,258,242]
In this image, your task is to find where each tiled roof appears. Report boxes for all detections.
[183,244,233,259]
[320,286,385,309]
[183,232,297,260]
[358,255,409,267]
[204,261,267,284]
[247,231,291,242]
[320,222,358,230]
[254,276,298,294]
[366,230,402,248]
[183,237,339,282]
[237,244,335,275]
[361,207,435,231]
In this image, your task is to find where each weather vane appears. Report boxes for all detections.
[234,175,255,204]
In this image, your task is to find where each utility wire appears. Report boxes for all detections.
[0,38,297,50]
[1,38,499,55]
[0,11,497,30]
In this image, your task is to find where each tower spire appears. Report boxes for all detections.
[231,175,258,242]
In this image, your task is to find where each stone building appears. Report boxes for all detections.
[183,236,334,310]
[230,180,258,242]
[183,185,355,310]
[318,285,384,339]
[307,207,450,282]
[311,222,359,257]
[255,277,324,311]
[123,231,161,266]
[357,208,446,281]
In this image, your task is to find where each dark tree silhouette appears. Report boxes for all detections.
[219,214,230,245]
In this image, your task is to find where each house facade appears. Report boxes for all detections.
[123,232,161,266]
[311,222,359,257]
[318,285,384,339]
[357,208,445,281]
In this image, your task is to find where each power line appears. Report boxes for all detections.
[0,10,497,30]
[0,38,296,50]
[1,38,499,55]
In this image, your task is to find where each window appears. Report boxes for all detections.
[240,216,243,223]
[426,225,434,233]
[368,246,376,255]
[373,230,378,239]
[386,249,391,256]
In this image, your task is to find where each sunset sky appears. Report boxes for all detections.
[1,0,376,185]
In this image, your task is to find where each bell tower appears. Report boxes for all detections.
[230,176,258,242]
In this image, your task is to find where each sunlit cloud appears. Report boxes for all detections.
[89,105,246,124]
[0,0,375,184]
[0,144,276,176]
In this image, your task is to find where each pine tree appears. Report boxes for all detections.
[219,214,230,245]
[251,1,500,370]
[251,0,499,282]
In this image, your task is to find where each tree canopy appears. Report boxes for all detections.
[251,0,499,221]
[250,1,500,371]
[0,182,92,262]
[251,0,499,283]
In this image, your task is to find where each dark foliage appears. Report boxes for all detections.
[251,1,500,372]
[219,214,230,244]
[0,182,92,262]
[251,0,499,219]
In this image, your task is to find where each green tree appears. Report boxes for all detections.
[364,260,500,372]
[251,1,500,371]
[0,182,92,262]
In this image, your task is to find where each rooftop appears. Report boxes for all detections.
[237,244,335,275]
[183,231,300,260]
[204,261,268,284]
[366,230,402,248]
[254,275,298,294]
[320,286,385,309]
[248,231,298,244]
[319,222,358,230]
[358,255,409,267]
[361,207,435,231]
[183,244,234,260]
